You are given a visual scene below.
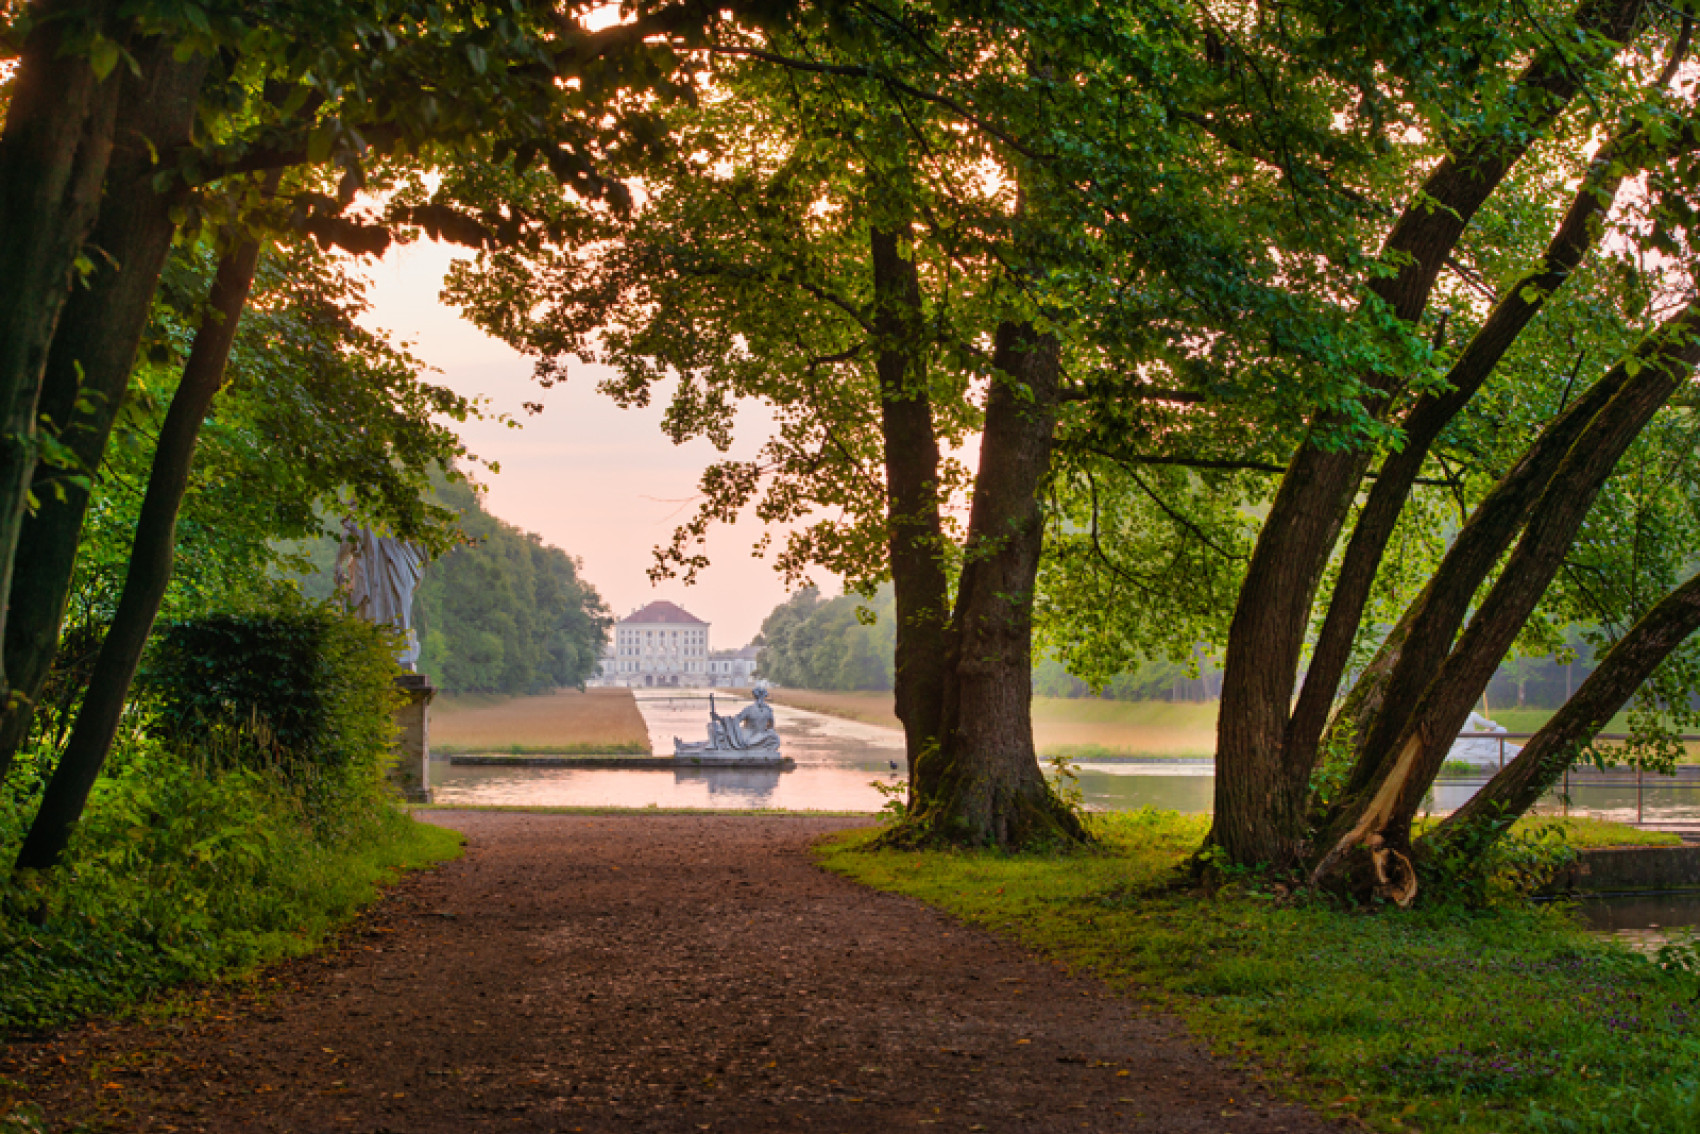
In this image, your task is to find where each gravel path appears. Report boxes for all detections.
[3,812,1346,1132]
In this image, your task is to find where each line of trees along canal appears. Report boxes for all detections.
[296,475,613,697]
[9,0,1700,907]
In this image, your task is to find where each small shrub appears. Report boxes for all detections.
[869,777,908,824]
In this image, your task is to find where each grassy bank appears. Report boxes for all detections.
[432,742,650,756]
[819,812,1700,1134]
[0,784,462,1034]
[431,687,651,752]
[765,688,903,729]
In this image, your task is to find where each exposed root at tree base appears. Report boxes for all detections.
[876,791,1091,853]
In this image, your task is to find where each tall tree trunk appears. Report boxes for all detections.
[0,0,128,708]
[903,322,1084,848]
[0,42,208,782]
[1309,304,1700,899]
[1206,0,1645,870]
[870,225,950,795]
[1324,346,1636,806]
[1289,117,1661,785]
[1423,570,1700,859]
[15,238,263,874]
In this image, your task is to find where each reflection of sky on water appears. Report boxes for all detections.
[431,692,1700,820]
[431,692,909,810]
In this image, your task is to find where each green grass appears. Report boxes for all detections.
[1490,708,1633,734]
[1508,816,1682,848]
[819,811,1700,1134]
[1042,743,1211,761]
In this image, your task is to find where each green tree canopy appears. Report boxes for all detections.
[411,475,611,696]
[755,586,895,691]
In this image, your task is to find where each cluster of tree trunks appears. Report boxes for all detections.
[1204,0,1700,899]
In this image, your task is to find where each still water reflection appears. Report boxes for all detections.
[430,692,1700,821]
[431,694,908,811]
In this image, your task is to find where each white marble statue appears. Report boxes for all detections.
[335,519,428,670]
[675,681,782,759]
[1445,711,1523,770]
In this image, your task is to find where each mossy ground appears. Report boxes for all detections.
[818,809,1700,1133]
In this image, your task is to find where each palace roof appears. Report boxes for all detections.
[620,600,707,626]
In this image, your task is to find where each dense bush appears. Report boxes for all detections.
[143,607,402,787]
[0,603,455,1033]
[0,749,459,1032]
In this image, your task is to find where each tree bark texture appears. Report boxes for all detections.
[1326,330,1638,807]
[1288,121,1653,783]
[1422,570,1700,858]
[15,239,263,873]
[904,322,1084,848]
[1310,303,1700,898]
[870,226,951,793]
[0,0,127,707]
[0,42,208,783]
[1207,0,1646,869]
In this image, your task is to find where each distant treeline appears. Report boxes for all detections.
[754,587,1598,709]
[302,474,610,695]
[756,586,895,691]
[1032,656,1222,702]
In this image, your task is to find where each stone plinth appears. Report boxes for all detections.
[391,673,435,803]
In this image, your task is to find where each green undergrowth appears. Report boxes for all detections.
[818,810,1700,1134]
[0,772,461,1034]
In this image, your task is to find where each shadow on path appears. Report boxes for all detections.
[3,812,1345,1132]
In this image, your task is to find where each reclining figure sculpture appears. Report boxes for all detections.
[675,681,782,759]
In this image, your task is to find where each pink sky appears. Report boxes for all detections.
[356,238,800,648]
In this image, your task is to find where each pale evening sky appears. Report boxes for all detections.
[356,237,804,649]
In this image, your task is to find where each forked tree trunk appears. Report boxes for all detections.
[869,224,950,792]
[1208,0,1647,870]
[1309,305,1700,900]
[1291,118,1659,788]
[1423,571,1700,859]
[902,322,1085,848]
[0,0,127,707]
[1323,349,1635,804]
[16,238,263,874]
[0,42,208,783]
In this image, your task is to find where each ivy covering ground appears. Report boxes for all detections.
[818,811,1700,1134]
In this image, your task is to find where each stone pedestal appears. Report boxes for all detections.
[391,673,435,803]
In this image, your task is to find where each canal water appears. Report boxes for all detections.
[428,691,1222,811]
[428,691,1700,823]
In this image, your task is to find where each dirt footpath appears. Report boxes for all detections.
[3,812,1345,1133]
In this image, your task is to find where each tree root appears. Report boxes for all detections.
[878,787,1091,853]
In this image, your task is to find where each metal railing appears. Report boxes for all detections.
[1449,732,1700,826]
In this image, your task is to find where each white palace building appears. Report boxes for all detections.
[594,600,759,688]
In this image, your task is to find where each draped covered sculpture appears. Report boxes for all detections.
[334,519,428,670]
